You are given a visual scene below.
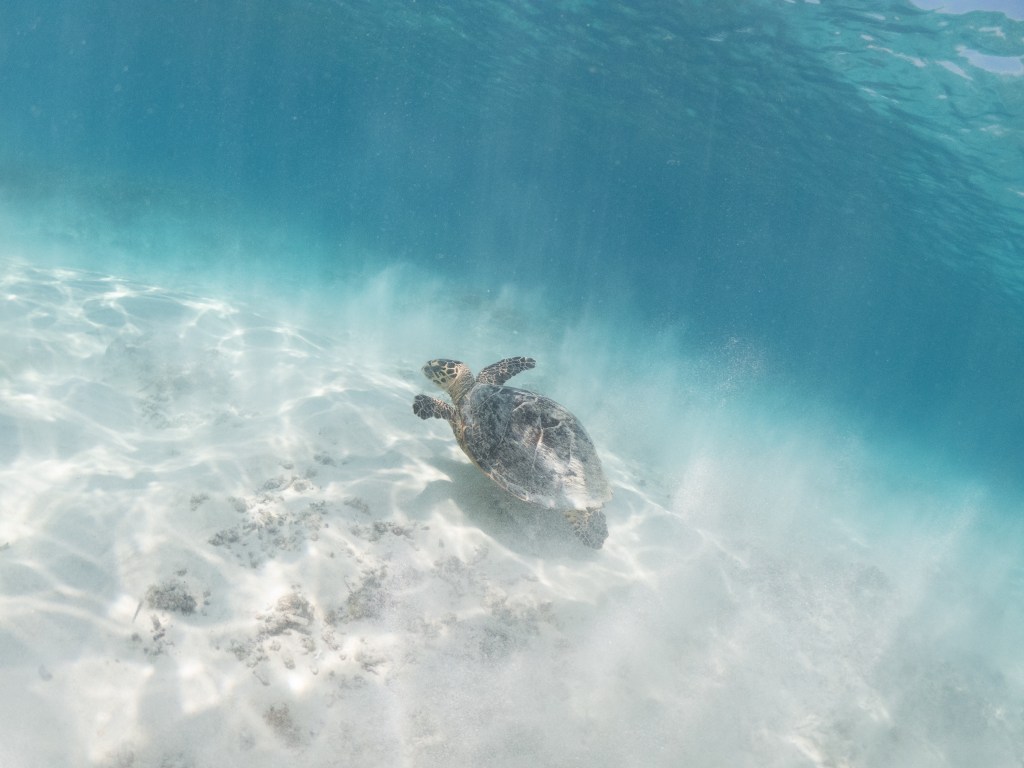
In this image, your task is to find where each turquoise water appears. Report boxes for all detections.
[1,1,1023,765]
[4,0,1022,481]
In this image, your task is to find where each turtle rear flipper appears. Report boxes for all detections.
[476,356,536,386]
[563,508,608,549]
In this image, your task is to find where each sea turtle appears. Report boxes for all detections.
[412,356,611,548]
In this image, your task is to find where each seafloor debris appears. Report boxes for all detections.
[262,591,315,636]
[263,703,304,748]
[207,495,328,567]
[145,578,197,615]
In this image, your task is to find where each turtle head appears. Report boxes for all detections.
[422,359,474,402]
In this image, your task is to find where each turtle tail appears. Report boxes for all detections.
[563,508,608,549]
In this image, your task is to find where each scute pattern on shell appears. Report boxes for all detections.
[458,384,609,511]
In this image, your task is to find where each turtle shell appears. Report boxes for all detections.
[455,382,611,510]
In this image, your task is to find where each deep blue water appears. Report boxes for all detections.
[3,0,1023,489]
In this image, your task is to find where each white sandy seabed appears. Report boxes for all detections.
[1,257,1022,768]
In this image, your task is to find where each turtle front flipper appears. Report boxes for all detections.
[413,394,456,423]
[476,356,536,386]
[563,508,608,549]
